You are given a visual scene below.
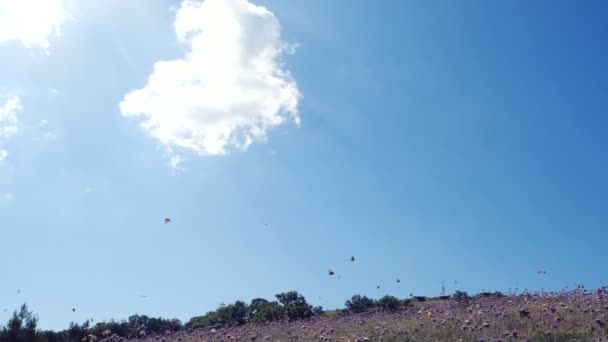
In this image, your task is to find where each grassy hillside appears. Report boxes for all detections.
[3,287,607,341]
[130,288,607,342]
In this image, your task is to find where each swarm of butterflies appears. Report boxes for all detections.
[328,256,401,289]
[3,217,550,315]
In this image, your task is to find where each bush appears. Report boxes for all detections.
[214,301,248,327]
[453,291,470,301]
[345,295,376,313]
[376,295,400,311]
[89,320,131,338]
[185,312,218,330]
[276,291,313,321]
[250,301,284,324]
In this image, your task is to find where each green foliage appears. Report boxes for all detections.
[215,301,248,327]
[185,311,219,330]
[88,320,130,338]
[248,298,270,316]
[0,309,181,342]
[453,290,470,301]
[185,302,250,329]
[376,295,400,311]
[0,304,38,342]
[185,293,315,328]
[66,321,90,341]
[276,291,313,321]
[275,291,313,321]
[3,289,606,341]
[1,291,423,339]
[249,300,284,324]
[345,295,376,313]
[126,314,181,335]
[31,321,92,342]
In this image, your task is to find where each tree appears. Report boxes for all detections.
[0,304,38,342]
[376,295,400,311]
[66,321,90,341]
[275,291,313,321]
[214,301,248,327]
[345,295,376,313]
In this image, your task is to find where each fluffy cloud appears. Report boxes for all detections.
[0,149,7,164]
[0,95,21,139]
[120,0,301,158]
[0,0,68,50]
[0,95,22,164]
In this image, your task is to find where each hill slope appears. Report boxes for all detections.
[131,288,607,342]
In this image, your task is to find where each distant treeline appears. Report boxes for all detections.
[0,290,473,342]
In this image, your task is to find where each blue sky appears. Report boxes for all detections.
[1,0,607,330]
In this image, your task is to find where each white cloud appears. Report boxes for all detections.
[120,0,301,159]
[169,154,184,169]
[0,95,21,164]
[0,0,68,50]
[0,95,21,139]
[0,149,7,164]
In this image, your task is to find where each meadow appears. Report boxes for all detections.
[125,287,606,341]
